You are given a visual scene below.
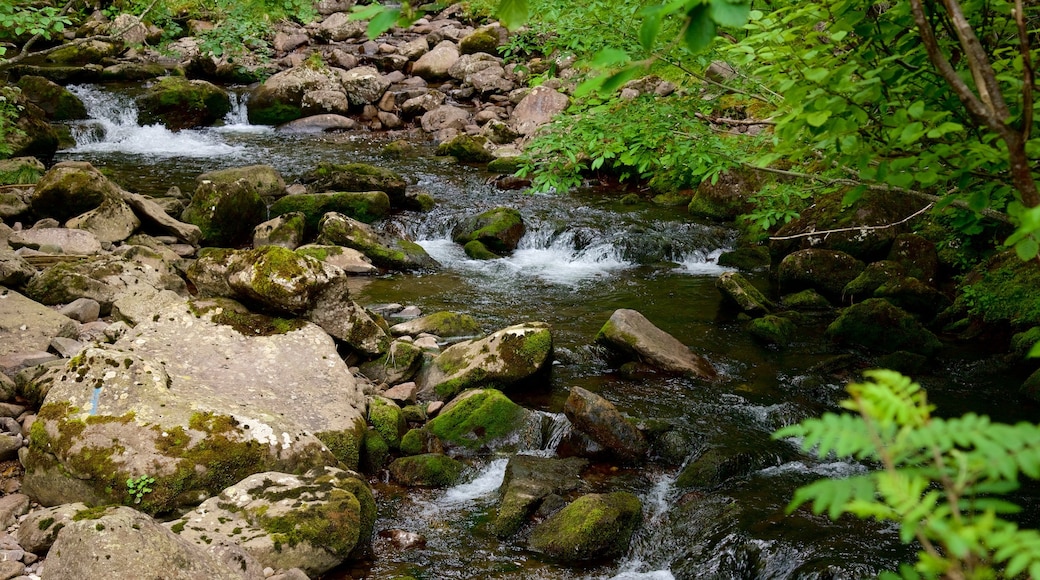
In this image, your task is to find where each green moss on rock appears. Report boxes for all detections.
[387,453,464,487]
[270,191,391,234]
[747,314,796,346]
[527,492,642,562]
[137,77,231,131]
[426,389,528,450]
[464,240,499,260]
[826,298,942,356]
[435,135,494,163]
[368,397,405,451]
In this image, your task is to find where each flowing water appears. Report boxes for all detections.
[55,84,1040,579]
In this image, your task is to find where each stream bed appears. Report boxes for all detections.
[53,84,1039,579]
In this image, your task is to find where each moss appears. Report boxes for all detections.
[452,207,524,253]
[595,319,639,349]
[717,246,770,271]
[316,425,363,471]
[181,179,265,246]
[359,429,390,474]
[368,398,405,450]
[211,310,305,336]
[399,428,425,456]
[487,156,522,174]
[956,250,1040,329]
[270,192,391,234]
[137,77,231,131]
[527,492,642,562]
[747,315,796,346]
[426,389,527,449]
[435,135,494,163]
[780,289,832,311]
[38,517,55,530]
[464,240,499,260]
[301,162,407,200]
[387,453,464,487]
[72,506,113,521]
[258,488,363,557]
[826,298,942,356]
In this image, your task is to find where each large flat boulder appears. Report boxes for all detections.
[21,299,367,513]
[0,287,78,357]
[595,309,716,380]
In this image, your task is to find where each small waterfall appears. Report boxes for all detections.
[610,472,680,580]
[216,90,271,134]
[65,84,246,157]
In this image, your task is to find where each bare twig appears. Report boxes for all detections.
[694,112,776,126]
[768,203,934,241]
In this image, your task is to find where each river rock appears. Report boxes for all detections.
[527,492,642,562]
[138,77,231,131]
[358,340,424,385]
[596,309,717,379]
[210,246,342,315]
[389,311,482,338]
[452,207,525,253]
[167,467,374,577]
[248,64,347,125]
[687,168,759,221]
[412,40,460,81]
[493,455,587,538]
[510,86,569,136]
[301,162,407,207]
[316,11,367,41]
[3,91,59,160]
[16,502,85,554]
[30,161,123,222]
[182,178,266,246]
[401,90,445,117]
[317,212,439,271]
[459,26,503,55]
[65,197,141,244]
[26,245,186,314]
[747,314,797,346]
[280,113,358,133]
[0,247,35,287]
[715,271,773,316]
[120,191,202,244]
[418,322,552,401]
[306,290,391,356]
[777,249,865,303]
[826,298,942,355]
[436,134,495,163]
[21,299,368,512]
[9,227,102,255]
[842,260,907,302]
[42,506,260,580]
[270,191,391,234]
[296,244,376,274]
[888,233,939,284]
[0,288,79,359]
[253,212,306,249]
[425,388,534,453]
[59,298,101,323]
[388,453,465,487]
[185,248,237,298]
[15,76,87,121]
[563,386,647,462]
[341,66,390,105]
[301,89,350,115]
[196,165,286,201]
[875,276,950,320]
[420,104,471,134]
[369,396,406,450]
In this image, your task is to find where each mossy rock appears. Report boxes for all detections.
[196,165,286,200]
[16,76,87,121]
[715,271,773,316]
[359,429,390,474]
[388,311,483,338]
[686,168,759,221]
[45,40,119,65]
[888,233,940,284]
[876,350,929,375]
[137,76,231,131]
[426,389,530,451]
[780,289,832,311]
[317,212,439,271]
[464,239,499,260]
[301,162,408,207]
[527,492,642,563]
[435,135,494,163]
[3,88,59,161]
[254,212,306,249]
[487,156,523,174]
[358,340,424,387]
[451,207,525,254]
[270,191,391,234]
[826,298,942,356]
[459,27,501,54]
[717,246,770,271]
[399,427,442,456]
[842,260,907,302]
[949,250,1040,330]
[368,397,406,451]
[875,277,950,321]
[387,453,464,487]
[30,161,122,221]
[1011,327,1040,360]
[747,314,796,346]
[777,249,865,303]
[181,179,265,246]
[224,246,336,314]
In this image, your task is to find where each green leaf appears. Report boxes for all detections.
[639,7,663,51]
[590,48,631,69]
[1028,342,1040,358]
[683,4,716,53]
[907,100,925,119]
[805,110,831,127]
[366,7,401,39]
[1015,236,1039,261]
[600,65,644,94]
[349,4,386,20]
[496,0,529,31]
[709,0,750,28]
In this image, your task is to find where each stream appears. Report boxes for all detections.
[53,84,1039,579]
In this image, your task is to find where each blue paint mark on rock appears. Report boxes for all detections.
[90,386,102,416]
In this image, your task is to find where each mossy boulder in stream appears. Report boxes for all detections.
[388,453,464,487]
[426,389,532,452]
[945,250,1040,332]
[527,492,642,563]
[777,249,865,303]
[253,212,306,249]
[493,455,588,539]
[389,311,483,338]
[16,76,87,121]
[826,298,942,355]
[165,467,375,577]
[596,309,716,380]
[45,39,119,65]
[181,178,265,246]
[30,161,122,221]
[270,191,391,233]
[715,271,773,316]
[1,87,58,161]
[195,164,286,201]
[368,396,406,450]
[137,76,232,131]
[358,340,424,385]
[302,162,408,207]
[419,322,553,401]
[318,212,439,271]
[224,245,341,315]
[435,134,495,163]
[452,207,526,254]
[747,314,797,346]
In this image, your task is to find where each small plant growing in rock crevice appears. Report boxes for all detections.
[126,474,155,504]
